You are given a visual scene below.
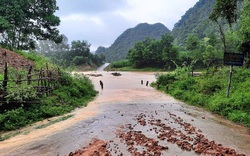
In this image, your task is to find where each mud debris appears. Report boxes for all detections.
[111,72,122,76]
[68,139,111,156]
[69,112,246,156]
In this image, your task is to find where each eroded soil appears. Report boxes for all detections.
[0,64,250,156]
[0,48,33,70]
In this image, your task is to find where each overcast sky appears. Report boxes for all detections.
[56,0,199,51]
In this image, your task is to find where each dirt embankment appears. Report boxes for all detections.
[0,48,33,70]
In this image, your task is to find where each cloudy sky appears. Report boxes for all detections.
[56,0,199,51]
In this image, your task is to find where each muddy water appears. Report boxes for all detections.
[0,64,250,156]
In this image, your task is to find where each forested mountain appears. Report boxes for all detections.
[96,23,171,62]
[172,0,216,46]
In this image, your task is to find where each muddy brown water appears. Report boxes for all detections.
[0,63,250,156]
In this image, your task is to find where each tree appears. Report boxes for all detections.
[185,34,203,61]
[128,41,145,67]
[0,0,62,50]
[209,0,240,53]
[128,34,178,68]
[185,34,199,51]
[207,32,220,47]
[203,45,218,68]
[71,40,91,57]
[160,34,178,66]
[209,0,238,27]
[238,0,250,67]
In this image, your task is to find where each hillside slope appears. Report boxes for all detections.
[0,48,33,71]
[171,0,216,46]
[96,23,171,62]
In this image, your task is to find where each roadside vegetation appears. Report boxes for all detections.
[153,65,250,127]
[0,51,97,134]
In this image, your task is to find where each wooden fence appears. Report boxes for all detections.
[0,62,61,105]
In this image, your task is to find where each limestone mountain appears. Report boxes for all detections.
[96,23,171,62]
[172,0,216,47]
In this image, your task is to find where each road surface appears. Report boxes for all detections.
[0,64,249,156]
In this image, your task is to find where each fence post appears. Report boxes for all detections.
[38,68,43,93]
[3,62,8,92]
[27,66,32,85]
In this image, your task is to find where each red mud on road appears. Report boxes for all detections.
[69,111,246,156]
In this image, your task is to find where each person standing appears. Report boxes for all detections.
[100,80,103,89]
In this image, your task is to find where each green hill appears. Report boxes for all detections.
[96,23,171,62]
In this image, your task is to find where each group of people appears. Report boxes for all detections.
[141,80,149,86]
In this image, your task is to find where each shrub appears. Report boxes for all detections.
[198,77,223,95]
[0,108,28,130]
[5,84,39,103]
[156,73,176,86]
[228,111,250,126]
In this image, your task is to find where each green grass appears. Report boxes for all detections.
[16,50,53,69]
[0,131,21,141]
[36,115,73,129]
[154,66,250,127]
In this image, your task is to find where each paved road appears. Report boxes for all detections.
[0,69,249,156]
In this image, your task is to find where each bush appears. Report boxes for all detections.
[156,73,176,86]
[198,77,223,95]
[228,111,250,126]
[0,108,29,131]
[5,84,39,103]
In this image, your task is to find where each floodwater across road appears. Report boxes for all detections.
[0,63,249,156]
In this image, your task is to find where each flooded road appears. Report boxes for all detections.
[0,64,249,156]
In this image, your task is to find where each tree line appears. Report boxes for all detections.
[127,35,178,68]
[35,36,105,68]
[127,0,250,69]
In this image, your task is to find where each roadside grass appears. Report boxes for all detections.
[35,114,73,129]
[0,131,21,141]
[154,66,250,127]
